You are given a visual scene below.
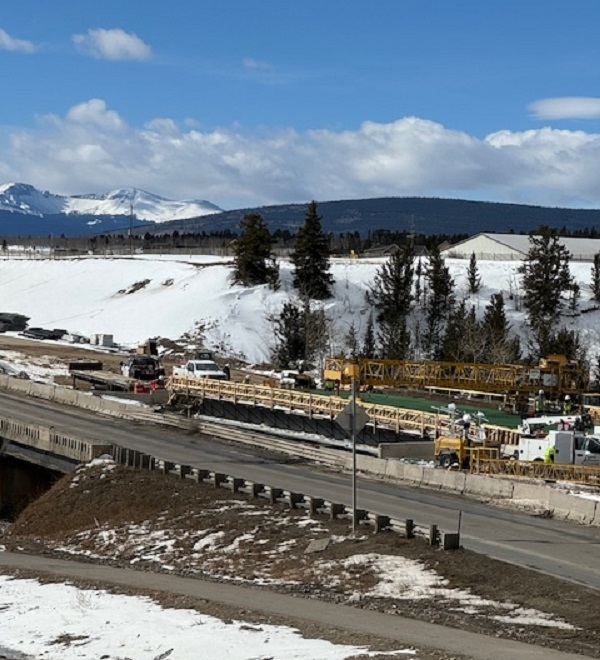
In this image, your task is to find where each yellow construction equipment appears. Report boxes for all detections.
[323,355,586,397]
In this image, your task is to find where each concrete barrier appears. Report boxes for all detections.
[384,460,406,482]
[379,441,434,460]
[356,454,388,478]
[420,467,446,490]
[511,481,551,508]
[430,468,467,494]
[464,474,514,499]
[402,464,425,487]
[548,489,598,524]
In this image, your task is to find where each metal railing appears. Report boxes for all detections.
[168,376,522,445]
[470,457,600,486]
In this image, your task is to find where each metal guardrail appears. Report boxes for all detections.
[168,376,522,446]
[471,457,600,486]
[109,444,459,549]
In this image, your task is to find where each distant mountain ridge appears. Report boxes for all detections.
[2,182,600,237]
[0,183,222,235]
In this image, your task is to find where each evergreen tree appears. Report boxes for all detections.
[304,302,329,370]
[481,293,520,363]
[361,313,376,357]
[344,321,359,357]
[518,226,575,356]
[466,251,482,295]
[290,201,334,300]
[547,328,583,363]
[423,245,455,359]
[368,243,415,359]
[591,253,600,302]
[442,300,470,361]
[272,302,305,369]
[232,213,278,287]
[569,281,580,314]
[414,258,423,304]
[591,355,600,391]
[442,302,487,363]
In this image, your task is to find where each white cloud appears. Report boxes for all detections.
[72,28,151,61]
[6,100,600,209]
[0,27,36,53]
[243,57,273,72]
[65,99,126,130]
[529,97,600,120]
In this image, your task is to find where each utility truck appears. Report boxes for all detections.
[553,431,600,466]
[434,401,600,467]
[518,413,593,437]
[172,359,228,381]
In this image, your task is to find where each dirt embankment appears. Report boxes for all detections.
[1,461,599,660]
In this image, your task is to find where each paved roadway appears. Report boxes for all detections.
[0,551,587,660]
[2,391,600,589]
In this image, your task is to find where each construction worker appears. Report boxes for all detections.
[534,389,546,414]
[544,444,555,464]
[462,413,472,439]
[562,394,572,414]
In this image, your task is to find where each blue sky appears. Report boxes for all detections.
[3,1,600,210]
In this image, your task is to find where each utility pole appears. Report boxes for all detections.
[351,372,357,533]
[129,203,133,255]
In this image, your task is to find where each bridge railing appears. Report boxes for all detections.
[168,376,522,445]
[0,415,111,465]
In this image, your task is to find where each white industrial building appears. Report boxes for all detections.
[442,233,600,261]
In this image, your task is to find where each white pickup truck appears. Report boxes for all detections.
[172,359,229,381]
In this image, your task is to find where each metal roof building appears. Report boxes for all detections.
[442,233,600,261]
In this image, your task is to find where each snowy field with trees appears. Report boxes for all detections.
[0,204,598,381]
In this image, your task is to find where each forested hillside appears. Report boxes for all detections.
[151,197,600,236]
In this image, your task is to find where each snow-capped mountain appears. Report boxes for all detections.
[0,183,223,223]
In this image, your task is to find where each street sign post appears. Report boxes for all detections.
[334,379,370,533]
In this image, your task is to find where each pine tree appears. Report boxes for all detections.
[368,243,415,359]
[272,302,305,369]
[423,245,455,359]
[361,313,376,357]
[290,201,334,300]
[442,302,487,363]
[414,258,423,304]
[232,213,278,287]
[591,253,600,302]
[344,321,359,357]
[442,300,470,361]
[466,251,482,295]
[518,226,575,356]
[304,303,329,370]
[481,293,520,363]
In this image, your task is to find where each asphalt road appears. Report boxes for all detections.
[0,551,588,660]
[2,391,600,589]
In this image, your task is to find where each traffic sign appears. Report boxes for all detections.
[335,402,370,434]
